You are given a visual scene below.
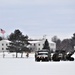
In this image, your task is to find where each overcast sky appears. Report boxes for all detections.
[0,0,75,40]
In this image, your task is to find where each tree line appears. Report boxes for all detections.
[51,34,75,52]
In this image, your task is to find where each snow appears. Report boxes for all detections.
[28,41,41,43]
[0,40,11,43]
[0,52,75,75]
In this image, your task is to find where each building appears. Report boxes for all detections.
[0,40,11,52]
[28,38,56,52]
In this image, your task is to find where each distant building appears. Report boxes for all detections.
[28,38,56,52]
[0,40,11,52]
[0,39,56,52]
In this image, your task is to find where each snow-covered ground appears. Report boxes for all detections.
[0,52,75,75]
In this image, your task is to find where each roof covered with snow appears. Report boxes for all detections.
[28,41,41,44]
[28,39,55,44]
[0,40,11,43]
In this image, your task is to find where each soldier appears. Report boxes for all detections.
[26,52,29,58]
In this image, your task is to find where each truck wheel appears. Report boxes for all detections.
[46,59,49,61]
[36,59,40,62]
[52,58,60,61]
[69,57,74,61]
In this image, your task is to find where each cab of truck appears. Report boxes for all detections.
[35,49,51,61]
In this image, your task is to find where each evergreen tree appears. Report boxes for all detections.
[43,39,50,50]
[8,29,30,58]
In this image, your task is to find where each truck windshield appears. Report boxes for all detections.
[38,53,48,55]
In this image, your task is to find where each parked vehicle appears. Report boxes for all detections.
[52,50,75,61]
[35,49,75,62]
[35,49,51,61]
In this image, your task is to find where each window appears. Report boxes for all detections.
[38,44,40,46]
[43,44,44,46]
[6,44,8,46]
[6,48,8,50]
[2,48,4,50]
[34,44,36,46]
[38,48,40,50]
[2,43,4,46]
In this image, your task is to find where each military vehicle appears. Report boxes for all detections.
[66,50,75,61]
[35,49,75,62]
[52,50,61,61]
[52,50,75,61]
[35,49,51,61]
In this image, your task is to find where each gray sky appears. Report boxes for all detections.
[0,0,75,40]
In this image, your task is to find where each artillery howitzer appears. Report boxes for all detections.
[66,50,75,61]
[52,45,75,61]
[52,50,75,61]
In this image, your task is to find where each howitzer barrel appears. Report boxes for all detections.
[67,51,75,57]
[66,50,75,61]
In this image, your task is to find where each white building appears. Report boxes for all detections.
[28,38,56,52]
[74,46,75,50]
[0,40,11,52]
